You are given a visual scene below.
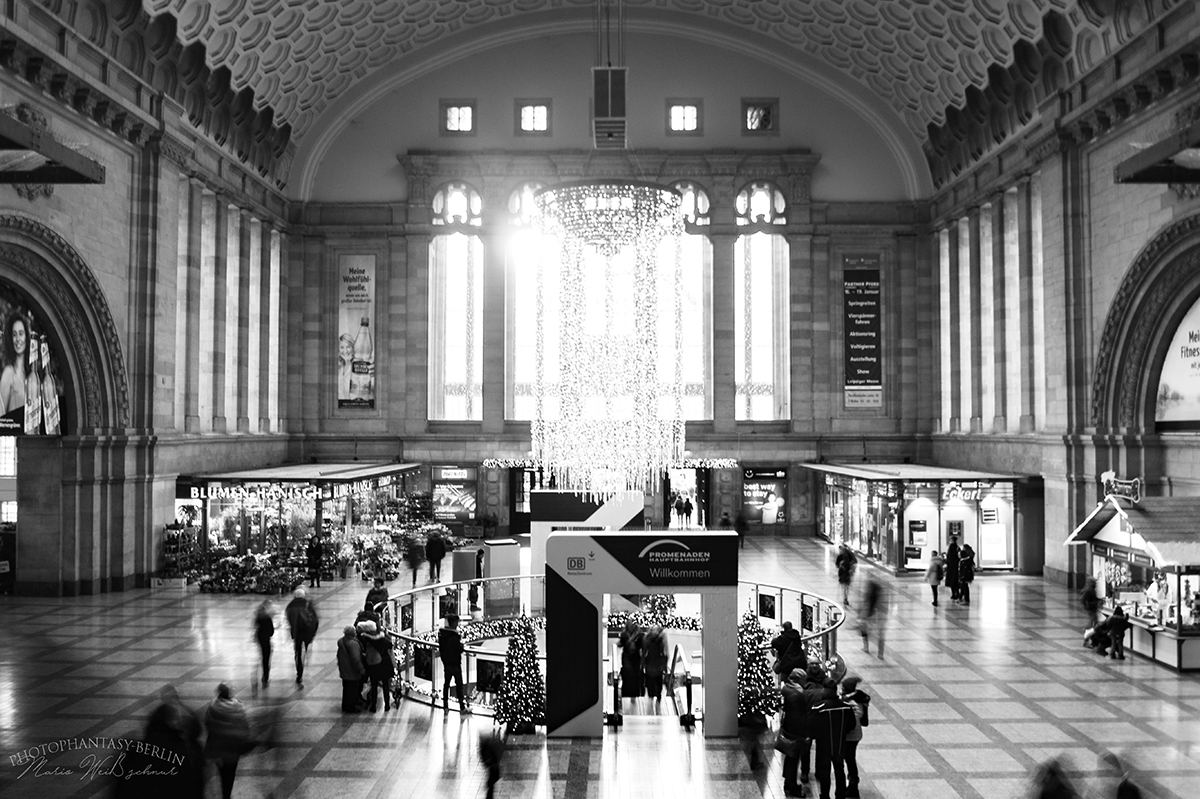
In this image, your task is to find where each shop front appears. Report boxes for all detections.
[804,463,1040,575]
[1066,490,1200,671]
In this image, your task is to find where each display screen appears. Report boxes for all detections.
[742,469,786,524]
[0,283,65,435]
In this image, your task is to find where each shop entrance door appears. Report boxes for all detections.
[663,468,707,529]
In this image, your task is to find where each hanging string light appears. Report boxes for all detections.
[531,180,685,500]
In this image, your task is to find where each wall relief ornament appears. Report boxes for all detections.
[0,215,130,430]
[1091,212,1200,429]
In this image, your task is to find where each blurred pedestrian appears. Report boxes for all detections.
[683,496,694,528]
[1096,751,1143,799]
[254,599,274,689]
[735,512,749,549]
[285,587,319,689]
[337,625,366,713]
[642,624,669,701]
[719,511,732,531]
[1031,756,1078,799]
[405,543,424,587]
[925,551,945,607]
[618,620,645,698]
[480,732,505,799]
[860,575,887,657]
[1081,577,1101,630]
[836,545,857,606]
[204,683,251,799]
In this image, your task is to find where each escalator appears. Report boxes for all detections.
[604,642,702,728]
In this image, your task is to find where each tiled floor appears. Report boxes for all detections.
[2,536,1199,798]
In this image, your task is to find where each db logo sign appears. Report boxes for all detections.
[567,557,586,572]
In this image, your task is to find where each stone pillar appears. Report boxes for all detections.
[406,234,432,434]
[966,208,983,433]
[946,222,962,432]
[1015,178,1037,433]
[710,233,736,433]
[258,221,274,432]
[181,179,204,433]
[989,192,1009,432]
[895,233,920,434]
[246,218,263,432]
[386,233,409,433]
[810,235,832,427]
[210,197,230,433]
[236,209,253,432]
[480,229,506,433]
[789,233,813,432]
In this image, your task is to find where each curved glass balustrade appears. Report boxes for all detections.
[381,574,844,717]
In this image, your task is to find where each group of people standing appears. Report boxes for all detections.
[618,621,671,701]
[923,535,976,606]
[777,660,872,799]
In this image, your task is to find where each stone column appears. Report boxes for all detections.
[789,233,813,432]
[946,222,962,432]
[989,192,1009,432]
[236,209,253,432]
[406,234,432,434]
[966,208,983,433]
[258,221,274,432]
[209,197,230,433]
[1015,178,1036,433]
[710,233,736,433]
[181,179,204,433]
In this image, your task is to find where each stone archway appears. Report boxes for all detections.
[0,214,130,432]
[1091,213,1200,432]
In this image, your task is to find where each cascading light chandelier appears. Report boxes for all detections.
[532,180,686,499]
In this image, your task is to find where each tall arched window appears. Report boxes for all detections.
[429,182,483,420]
[735,181,790,420]
[672,181,713,419]
[506,182,558,421]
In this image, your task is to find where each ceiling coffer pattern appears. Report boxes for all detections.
[141,0,1161,142]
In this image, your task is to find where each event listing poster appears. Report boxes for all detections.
[337,255,376,409]
[843,255,882,408]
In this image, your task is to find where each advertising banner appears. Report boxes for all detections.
[1156,293,1200,427]
[0,281,65,435]
[432,466,477,522]
[337,254,376,409]
[742,468,787,524]
[843,256,882,408]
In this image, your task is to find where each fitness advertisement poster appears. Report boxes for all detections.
[0,281,64,435]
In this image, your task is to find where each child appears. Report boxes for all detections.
[839,675,871,799]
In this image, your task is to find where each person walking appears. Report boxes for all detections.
[253,599,274,688]
[674,495,686,528]
[683,496,694,529]
[735,512,749,549]
[1081,577,1101,631]
[405,542,424,587]
[438,613,470,712]
[305,534,324,588]
[425,531,447,583]
[945,534,961,601]
[618,620,645,698]
[771,621,808,687]
[810,680,857,799]
[336,625,366,713]
[204,683,251,799]
[360,620,396,711]
[1106,606,1130,660]
[1030,757,1079,799]
[958,544,976,605]
[285,587,319,689]
[839,675,871,799]
[780,668,809,798]
[835,545,857,606]
[479,732,505,799]
[925,551,945,607]
[860,575,887,657]
[641,624,669,701]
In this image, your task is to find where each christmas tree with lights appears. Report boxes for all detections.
[737,610,780,724]
[644,593,677,618]
[493,615,546,733]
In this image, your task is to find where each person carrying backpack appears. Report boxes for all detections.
[839,675,872,799]
[285,587,319,689]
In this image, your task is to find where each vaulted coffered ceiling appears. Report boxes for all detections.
[142,0,1164,144]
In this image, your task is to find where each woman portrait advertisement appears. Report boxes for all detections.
[337,333,355,401]
[0,309,29,428]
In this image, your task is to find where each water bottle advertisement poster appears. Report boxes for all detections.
[337,254,376,409]
[0,281,66,435]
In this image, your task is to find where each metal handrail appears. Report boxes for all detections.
[667,643,695,727]
[606,642,623,727]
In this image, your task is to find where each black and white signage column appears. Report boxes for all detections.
[843,256,882,408]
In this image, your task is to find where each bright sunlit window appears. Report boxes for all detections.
[441,100,475,135]
[518,102,550,134]
[0,437,14,476]
[668,103,700,133]
[429,183,484,420]
[734,182,789,420]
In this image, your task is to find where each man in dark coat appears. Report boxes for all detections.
[735,512,749,549]
[958,544,976,606]
[835,545,857,606]
[811,681,858,799]
[771,621,808,683]
[285,587,319,688]
[780,668,814,798]
[305,535,324,588]
[425,532,447,583]
[365,577,389,612]
[438,613,469,712]
[945,535,961,600]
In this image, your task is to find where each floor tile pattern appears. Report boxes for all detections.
[1,536,1198,798]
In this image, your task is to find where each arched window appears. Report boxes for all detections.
[734,182,789,420]
[506,182,558,420]
[671,181,713,418]
[429,182,483,420]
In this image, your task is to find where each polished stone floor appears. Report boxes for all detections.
[2,536,1198,798]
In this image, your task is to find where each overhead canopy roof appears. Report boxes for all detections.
[799,462,1027,482]
[1066,495,1200,566]
[193,462,422,484]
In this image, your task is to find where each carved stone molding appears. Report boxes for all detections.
[1170,183,1200,200]
[1091,212,1200,429]
[151,132,194,170]
[0,215,130,430]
